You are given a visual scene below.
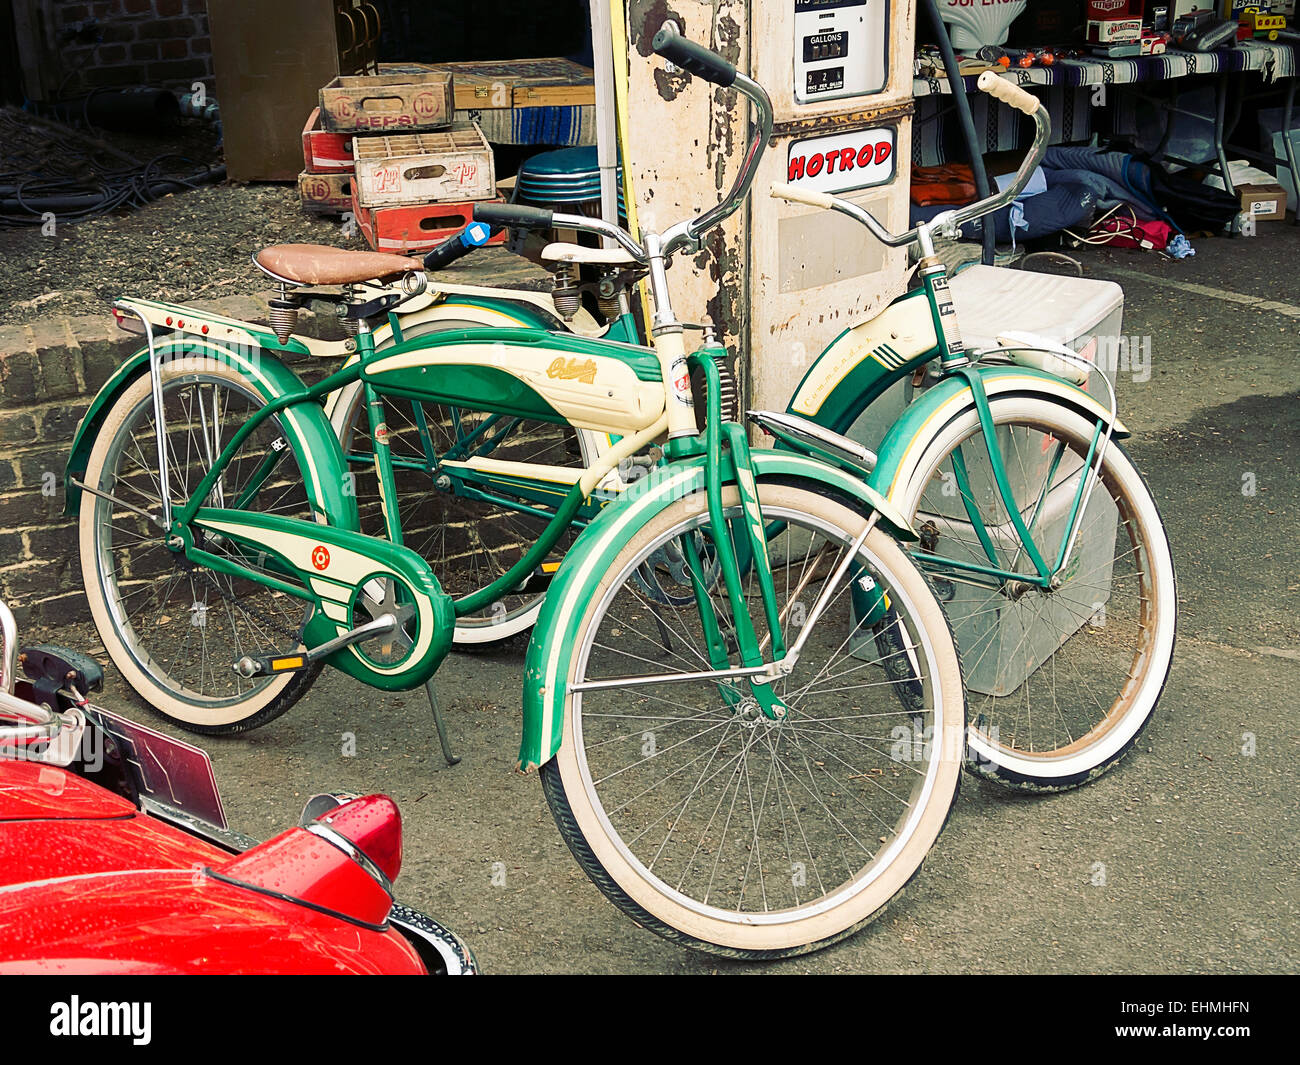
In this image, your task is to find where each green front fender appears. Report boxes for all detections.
[867,364,1131,503]
[518,448,914,772]
[64,337,359,530]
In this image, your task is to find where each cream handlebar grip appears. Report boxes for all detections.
[976,71,1040,116]
[769,182,838,210]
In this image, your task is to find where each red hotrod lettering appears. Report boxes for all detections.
[788,141,893,183]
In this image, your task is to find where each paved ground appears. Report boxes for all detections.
[46,221,1300,974]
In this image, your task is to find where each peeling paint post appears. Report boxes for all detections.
[619,1,917,433]
[622,0,750,356]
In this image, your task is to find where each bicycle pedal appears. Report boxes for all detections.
[513,561,562,595]
[233,652,310,678]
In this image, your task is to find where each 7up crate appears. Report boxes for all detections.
[352,121,495,208]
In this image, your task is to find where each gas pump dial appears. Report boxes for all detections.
[793,0,888,104]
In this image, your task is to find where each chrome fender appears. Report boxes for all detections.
[867,364,1130,504]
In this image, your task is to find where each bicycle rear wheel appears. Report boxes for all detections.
[79,359,322,733]
[896,396,1176,791]
[541,482,964,958]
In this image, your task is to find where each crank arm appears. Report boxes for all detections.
[234,613,397,678]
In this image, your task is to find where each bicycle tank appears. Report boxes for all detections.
[361,326,667,433]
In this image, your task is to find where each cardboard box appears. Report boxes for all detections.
[1239,183,1288,220]
[351,188,508,254]
[319,72,456,134]
[298,171,354,215]
[353,121,495,208]
[302,107,356,174]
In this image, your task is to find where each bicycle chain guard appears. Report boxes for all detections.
[186,508,454,691]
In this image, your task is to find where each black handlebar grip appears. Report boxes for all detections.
[652,23,737,87]
[422,220,492,271]
[472,202,555,229]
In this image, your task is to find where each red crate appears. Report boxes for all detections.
[302,107,356,174]
[351,189,507,254]
[298,170,353,215]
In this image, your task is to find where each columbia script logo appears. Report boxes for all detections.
[546,357,598,385]
[50,997,151,1045]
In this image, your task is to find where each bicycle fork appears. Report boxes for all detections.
[668,351,885,721]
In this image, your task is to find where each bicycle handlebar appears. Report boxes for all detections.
[974,70,1041,115]
[423,219,494,272]
[770,71,1053,251]
[652,22,737,87]
[460,28,765,271]
[472,202,554,230]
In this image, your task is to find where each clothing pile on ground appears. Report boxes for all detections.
[909,146,1247,258]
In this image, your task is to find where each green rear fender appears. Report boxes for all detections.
[518,449,914,772]
[867,364,1131,503]
[64,337,359,530]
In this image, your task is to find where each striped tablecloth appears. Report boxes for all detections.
[454,106,597,147]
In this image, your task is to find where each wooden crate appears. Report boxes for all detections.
[319,71,455,133]
[302,106,356,173]
[298,171,354,214]
[420,58,595,111]
[352,121,495,208]
[351,187,508,254]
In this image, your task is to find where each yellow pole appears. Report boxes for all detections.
[608,0,654,329]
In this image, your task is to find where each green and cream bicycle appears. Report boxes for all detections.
[67,27,967,957]
[329,71,1177,794]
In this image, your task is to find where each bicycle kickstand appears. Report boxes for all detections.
[423,679,462,766]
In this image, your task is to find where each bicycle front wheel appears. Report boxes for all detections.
[541,482,965,958]
[896,395,1176,791]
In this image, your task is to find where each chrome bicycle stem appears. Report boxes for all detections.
[660,69,774,258]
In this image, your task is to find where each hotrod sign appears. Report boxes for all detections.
[786,126,896,195]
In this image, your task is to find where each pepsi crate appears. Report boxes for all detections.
[302,107,356,174]
[319,71,455,133]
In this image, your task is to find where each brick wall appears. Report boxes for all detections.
[0,295,339,628]
[53,0,213,93]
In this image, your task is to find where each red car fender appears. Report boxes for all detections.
[0,763,429,974]
[0,870,425,974]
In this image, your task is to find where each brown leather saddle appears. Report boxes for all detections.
[255,244,422,286]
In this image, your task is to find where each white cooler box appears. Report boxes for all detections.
[847,266,1124,696]
[924,466,1120,697]
[846,265,1123,455]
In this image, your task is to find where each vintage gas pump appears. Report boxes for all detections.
[614,0,916,423]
